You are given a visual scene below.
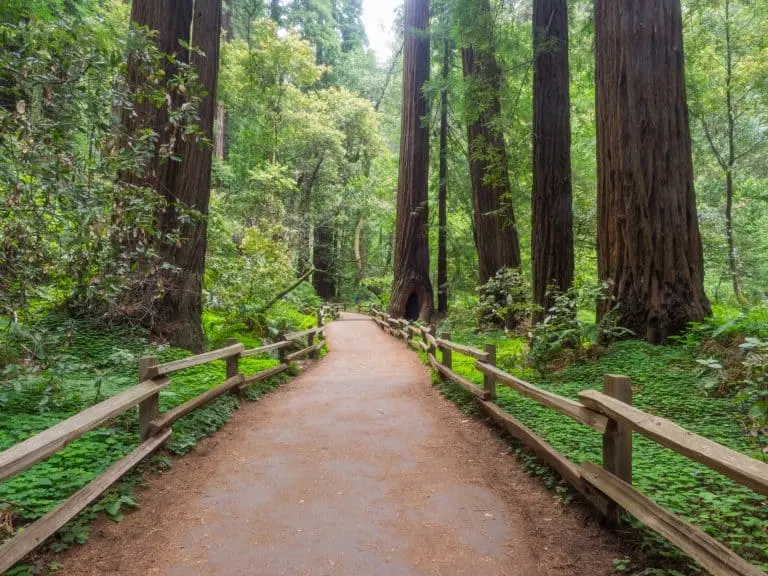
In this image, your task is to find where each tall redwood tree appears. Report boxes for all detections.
[126,0,221,351]
[388,0,433,321]
[595,0,710,343]
[461,0,520,285]
[167,0,222,352]
[532,0,573,311]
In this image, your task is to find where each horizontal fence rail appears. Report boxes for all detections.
[579,390,768,496]
[0,305,337,574]
[368,307,768,576]
[154,343,245,376]
[0,376,171,483]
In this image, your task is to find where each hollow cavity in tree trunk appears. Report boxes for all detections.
[405,293,420,321]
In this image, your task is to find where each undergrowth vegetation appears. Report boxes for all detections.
[0,303,314,571]
[427,300,768,575]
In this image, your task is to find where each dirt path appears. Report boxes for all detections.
[60,313,618,575]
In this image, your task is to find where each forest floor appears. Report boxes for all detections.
[57,313,619,575]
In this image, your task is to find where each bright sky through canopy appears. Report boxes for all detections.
[362,0,401,63]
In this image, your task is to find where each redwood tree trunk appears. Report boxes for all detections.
[124,0,192,195]
[461,0,521,285]
[532,0,573,312]
[123,0,192,341]
[159,0,222,352]
[126,0,221,352]
[388,0,433,321]
[437,38,451,315]
[595,0,710,343]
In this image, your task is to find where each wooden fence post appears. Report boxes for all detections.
[225,338,242,396]
[308,328,318,359]
[317,310,324,341]
[602,374,633,525]
[225,338,240,379]
[440,332,452,380]
[138,356,159,440]
[484,343,497,400]
[278,337,289,365]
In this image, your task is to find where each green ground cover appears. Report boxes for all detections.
[0,307,315,569]
[430,329,767,573]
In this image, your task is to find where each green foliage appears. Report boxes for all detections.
[0,4,205,323]
[476,267,531,330]
[213,17,385,310]
[685,310,768,449]
[686,0,768,300]
[528,283,632,371]
[437,305,768,573]
[0,307,305,560]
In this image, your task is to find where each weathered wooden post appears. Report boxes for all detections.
[440,332,452,380]
[317,310,324,341]
[225,338,242,395]
[278,336,289,365]
[308,328,318,359]
[225,338,240,379]
[483,343,497,400]
[428,328,436,356]
[602,374,633,525]
[138,356,159,440]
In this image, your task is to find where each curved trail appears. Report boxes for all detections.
[61,313,617,575]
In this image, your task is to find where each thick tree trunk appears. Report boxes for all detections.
[388,0,433,321]
[124,0,220,352]
[158,0,222,352]
[124,0,192,194]
[595,0,710,344]
[461,0,521,285]
[313,222,336,299]
[532,0,573,312]
[437,38,451,315]
[122,0,193,339]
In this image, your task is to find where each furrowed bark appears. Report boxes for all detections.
[595,0,710,343]
[388,0,433,322]
[156,0,222,352]
[461,0,521,285]
[532,0,573,312]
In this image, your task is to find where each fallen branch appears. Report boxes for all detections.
[257,268,314,314]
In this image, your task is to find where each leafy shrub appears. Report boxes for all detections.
[738,338,768,443]
[528,283,631,371]
[439,292,482,334]
[476,268,532,330]
[361,276,392,307]
[697,335,768,449]
[0,7,205,323]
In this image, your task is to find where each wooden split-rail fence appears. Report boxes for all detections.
[0,304,340,573]
[370,307,768,576]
